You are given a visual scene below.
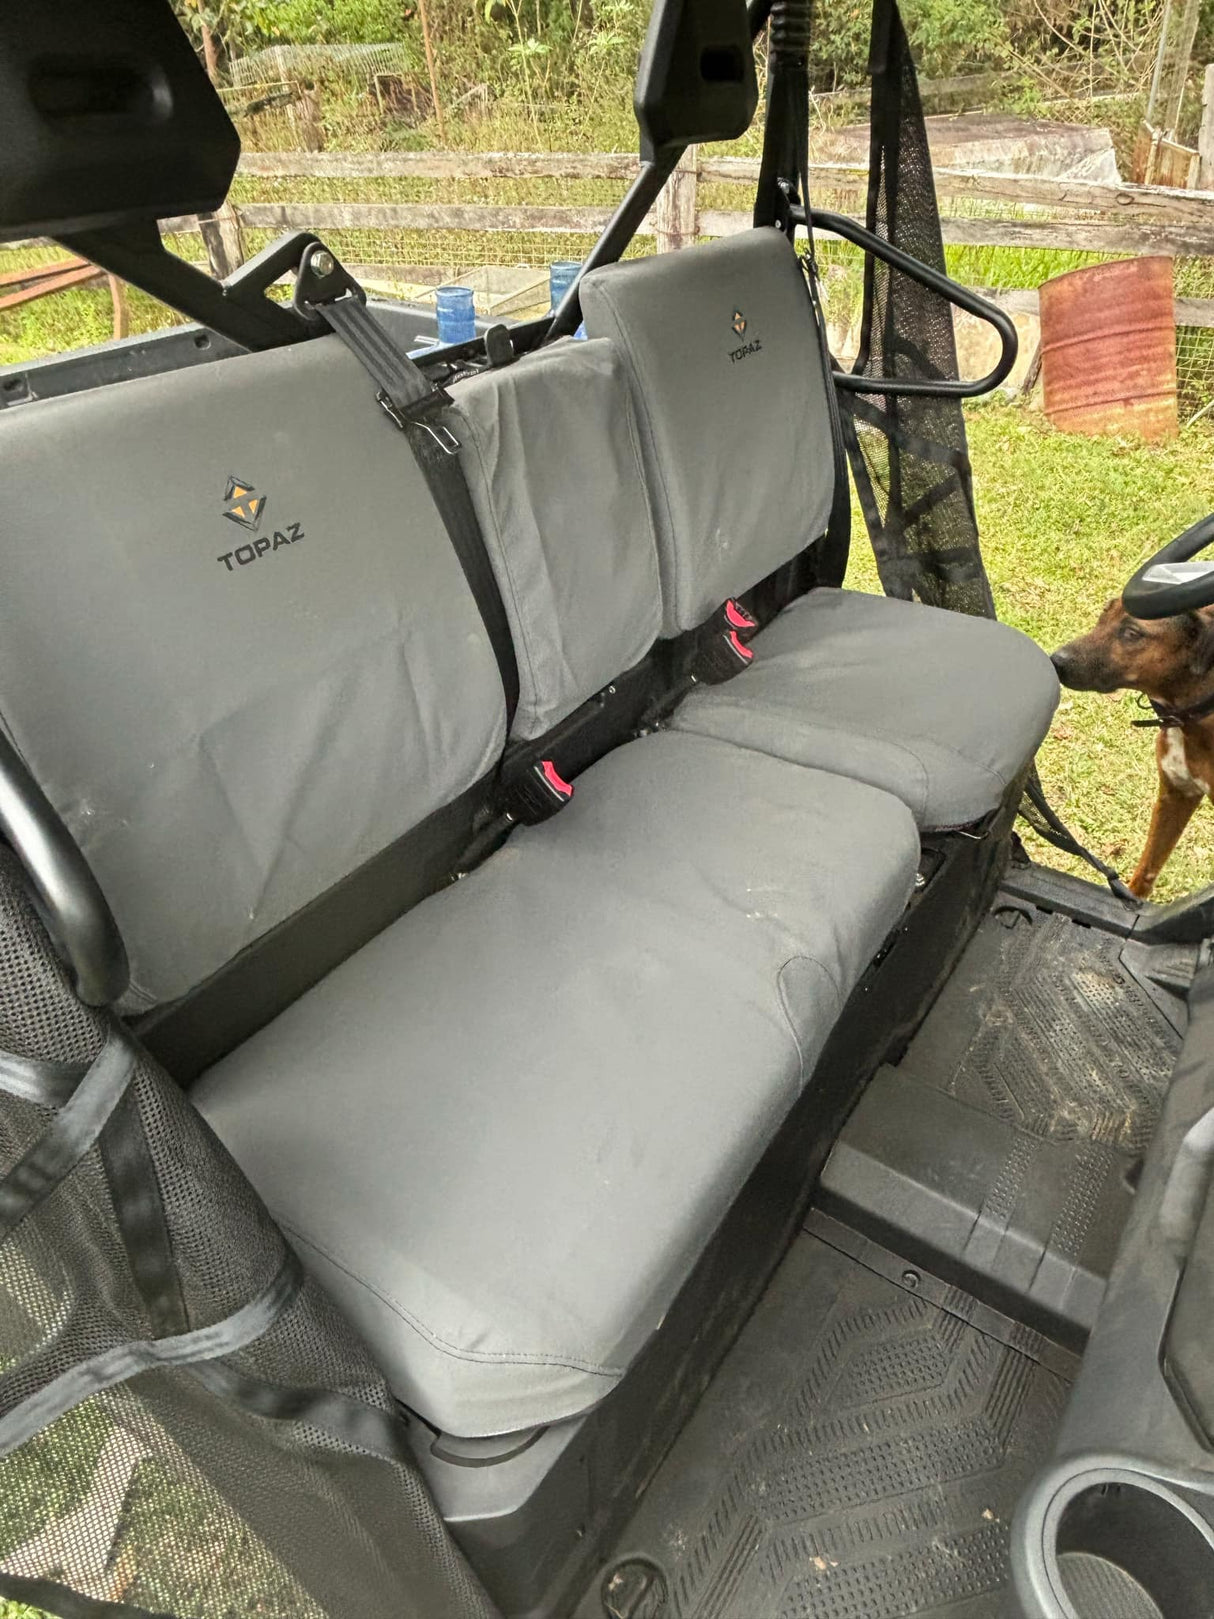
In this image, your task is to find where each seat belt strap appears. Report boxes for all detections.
[1020,767,1137,905]
[294,244,520,731]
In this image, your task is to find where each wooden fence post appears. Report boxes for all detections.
[1200,64,1214,190]
[654,145,699,253]
[197,203,246,280]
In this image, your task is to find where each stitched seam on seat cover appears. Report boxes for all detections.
[685,689,1023,812]
[619,377,665,595]
[778,954,842,1083]
[679,697,933,822]
[588,292,683,619]
[276,1215,626,1377]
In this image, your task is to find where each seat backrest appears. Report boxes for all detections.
[447,338,662,741]
[0,334,506,1010]
[579,228,835,635]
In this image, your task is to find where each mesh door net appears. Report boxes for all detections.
[840,0,996,619]
[0,851,497,1619]
[837,9,1132,892]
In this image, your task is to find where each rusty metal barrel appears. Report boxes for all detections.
[1040,256,1178,441]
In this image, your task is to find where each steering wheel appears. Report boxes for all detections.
[1123,512,1214,619]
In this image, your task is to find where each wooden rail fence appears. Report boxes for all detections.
[165,145,1214,328]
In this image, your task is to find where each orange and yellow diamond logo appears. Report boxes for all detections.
[223,475,267,532]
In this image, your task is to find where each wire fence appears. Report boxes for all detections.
[230,42,417,87]
[2,68,1213,421]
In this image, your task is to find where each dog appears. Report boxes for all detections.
[1052,602,1214,899]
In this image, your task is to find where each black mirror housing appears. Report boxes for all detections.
[0,0,239,241]
[634,0,758,162]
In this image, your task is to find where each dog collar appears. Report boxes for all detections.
[1132,689,1214,728]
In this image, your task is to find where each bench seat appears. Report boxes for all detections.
[194,731,918,1437]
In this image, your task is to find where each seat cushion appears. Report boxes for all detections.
[194,731,918,1438]
[672,589,1060,829]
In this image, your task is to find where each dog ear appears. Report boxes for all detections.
[1185,610,1214,677]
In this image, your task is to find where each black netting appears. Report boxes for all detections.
[839,0,995,618]
[831,0,1130,886]
[0,851,498,1619]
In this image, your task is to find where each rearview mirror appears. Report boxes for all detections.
[0,0,239,240]
[634,0,758,161]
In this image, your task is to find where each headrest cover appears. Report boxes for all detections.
[580,230,836,635]
[0,0,239,241]
[450,339,662,741]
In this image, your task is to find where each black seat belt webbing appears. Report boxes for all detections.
[396,410,520,733]
[301,256,520,729]
[1021,767,1137,905]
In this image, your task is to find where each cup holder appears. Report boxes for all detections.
[1041,1471,1214,1618]
[1058,1551,1162,1617]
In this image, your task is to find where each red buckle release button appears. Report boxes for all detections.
[539,759,574,801]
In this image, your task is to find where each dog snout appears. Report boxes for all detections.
[1051,645,1079,686]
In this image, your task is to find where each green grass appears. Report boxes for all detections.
[844,404,1214,901]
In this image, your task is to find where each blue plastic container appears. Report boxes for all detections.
[435,284,476,345]
[548,260,581,311]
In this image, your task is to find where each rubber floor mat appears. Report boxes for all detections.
[899,901,1179,1154]
[578,1234,1070,1619]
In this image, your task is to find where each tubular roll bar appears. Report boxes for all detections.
[808,210,1019,398]
[0,730,129,1007]
[546,0,776,341]
[545,146,683,340]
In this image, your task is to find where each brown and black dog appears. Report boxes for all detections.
[1053,603,1214,898]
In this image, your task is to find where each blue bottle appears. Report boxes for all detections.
[549,260,581,310]
[548,260,588,339]
[435,284,476,345]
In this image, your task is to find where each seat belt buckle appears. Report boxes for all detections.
[694,600,759,684]
[724,598,759,638]
[500,759,575,825]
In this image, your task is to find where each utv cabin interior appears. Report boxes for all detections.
[0,3,1213,1618]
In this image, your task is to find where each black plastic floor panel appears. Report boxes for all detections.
[581,1234,1070,1619]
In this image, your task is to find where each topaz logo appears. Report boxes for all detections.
[216,474,306,574]
[223,475,267,532]
[728,309,761,363]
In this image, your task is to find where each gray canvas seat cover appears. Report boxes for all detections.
[196,731,919,1438]
[0,335,505,1008]
[675,589,1060,828]
[581,230,1059,826]
[579,228,835,635]
[448,338,662,740]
